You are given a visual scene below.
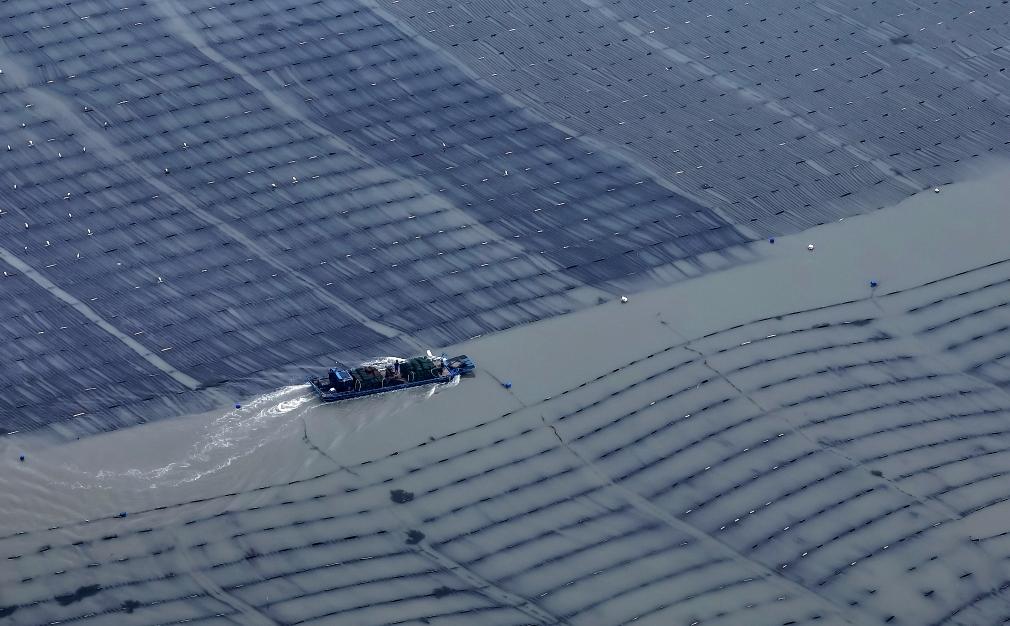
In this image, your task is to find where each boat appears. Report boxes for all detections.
[308,352,475,403]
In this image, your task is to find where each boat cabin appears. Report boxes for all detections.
[326,368,353,392]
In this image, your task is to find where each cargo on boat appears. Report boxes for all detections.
[308,353,475,403]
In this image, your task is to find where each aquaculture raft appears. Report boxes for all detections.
[308,354,475,403]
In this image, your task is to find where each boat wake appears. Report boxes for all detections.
[46,375,459,493]
[49,385,314,491]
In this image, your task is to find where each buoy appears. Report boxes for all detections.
[870,280,878,288]
[503,381,512,389]
[234,403,241,409]
[933,187,940,193]
[807,244,815,251]
[620,296,629,303]
[769,237,775,244]
[18,455,24,462]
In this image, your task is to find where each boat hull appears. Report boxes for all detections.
[310,373,458,403]
[308,353,474,403]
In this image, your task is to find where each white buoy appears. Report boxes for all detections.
[620,296,629,303]
[807,244,815,251]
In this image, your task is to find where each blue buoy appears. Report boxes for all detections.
[502,381,512,389]
[769,237,775,244]
[235,403,241,409]
[18,455,24,462]
[870,280,878,288]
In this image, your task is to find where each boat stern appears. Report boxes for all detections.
[309,367,354,400]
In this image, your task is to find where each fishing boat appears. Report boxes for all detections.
[308,352,475,403]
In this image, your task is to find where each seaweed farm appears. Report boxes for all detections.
[2,0,1010,624]
[2,0,1009,433]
